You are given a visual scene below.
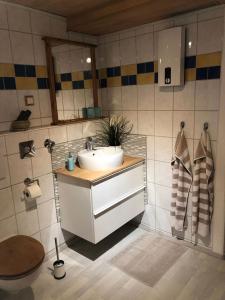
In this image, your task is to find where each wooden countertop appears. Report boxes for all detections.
[55,155,144,184]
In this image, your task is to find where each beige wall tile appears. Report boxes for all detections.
[138,111,154,135]
[138,84,154,110]
[155,86,173,110]
[10,31,34,64]
[174,81,195,110]
[16,209,39,236]
[38,199,57,230]
[36,173,54,205]
[67,123,83,141]
[0,30,12,62]
[155,111,173,137]
[5,132,29,155]
[8,154,32,185]
[173,111,194,139]
[32,148,52,177]
[155,137,172,162]
[0,187,14,221]
[7,5,31,33]
[0,216,17,241]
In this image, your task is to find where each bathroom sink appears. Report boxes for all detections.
[78,147,124,171]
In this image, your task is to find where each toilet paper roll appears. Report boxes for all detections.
[24,182,42,200]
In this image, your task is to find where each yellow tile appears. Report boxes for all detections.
[0,63,15,77]
[121,64,137,76]
[61,81,72,90]
[196,52,221,68]
[107,76,121,87]
[98,68,107,79]
[137,73,154,85]
[36,65,47,77]
[185,68,196,81]
[154,61,158,73]
[72,71,84,81]
[84,79,93,89]
[16,77,37,90]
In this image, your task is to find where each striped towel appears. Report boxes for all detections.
[171,131,192,234]
[192,131,214,237]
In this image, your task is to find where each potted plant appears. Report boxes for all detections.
[98,115,133,147]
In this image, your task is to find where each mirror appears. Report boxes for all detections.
[43,37,99,125]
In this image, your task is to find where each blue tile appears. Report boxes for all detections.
[114,66,121,76]
[96,70,99,79]
[145,62,154,73]
[107,67,114,77]
[137,63,145,74]
[14,64,26,77]
[129,75,136,85]
[26,65,36,77]
[122,76,129,86]
[107,66,121,77]
[37,78,48,89]
[0,78,4,89]
[208,66,220,79]
[4,77,16,89]
[185,56,196,69]
[55,82,61,91]
[72,80,84,89]
[84,70,92,80]
[196,68,207,80]
[154,72,158,83]
[99,79,107,88]
[61,73,72,81]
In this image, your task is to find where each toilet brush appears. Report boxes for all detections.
[53,237,66,280]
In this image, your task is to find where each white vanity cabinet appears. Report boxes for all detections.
[56,157,145,244]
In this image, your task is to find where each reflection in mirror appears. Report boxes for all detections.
[52,44,94,121]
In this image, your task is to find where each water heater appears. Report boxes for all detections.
[158,26,185,87]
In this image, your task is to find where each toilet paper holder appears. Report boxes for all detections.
[24,177,39,187]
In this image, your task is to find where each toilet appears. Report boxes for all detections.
[0,235,45,292]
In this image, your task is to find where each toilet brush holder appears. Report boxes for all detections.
[53,237,66,280]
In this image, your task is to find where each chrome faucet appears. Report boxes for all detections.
[86,137,94,151]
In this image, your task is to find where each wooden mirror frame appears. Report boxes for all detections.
[43,36,98,125]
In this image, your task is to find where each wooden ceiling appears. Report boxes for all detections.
[5,0,225,35]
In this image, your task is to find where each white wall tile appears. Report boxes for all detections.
[136,33,153,63]
[174,81,195,110]
[155,161,172,187]
[17,90,41,119]
[141,204,156,229]
[197,5,224,22]
[173,111,194,139]
[30,118,42,128]
[84,89,94,108]
[0,156,10,190]
[155,137,172,162]
[147,136,154,160]
[0,216,17,241]
[122,86,137,110]
[123,111,137,134]
[16,209,39,236]
[105,41,120,67]
[62,90,74,111]
[32,148,51,177]
[119,28,135,39]
[0,136,6,155]
[107,87,122,111]
[155,184,171,210]
[82,121,96,138]
[174,12,197,26]
[0,3,8,29]
[12,182,26,213]
[195,79,220,110]
[0,187,14,221]
[8,154,32,185]
[147,183,156,206]
[7,5,31,33]
[67,123,83,141]
[185,23,197,56]
[156,207,172,234]
[38,199,57,230]
[5,131,29,155]
[155,111,173,137]
[147,159,155,183]
[49,126,67,144]
[28,128,49,149]
[33,35,46,65]
[40,223,59,252]
[50,17,67,39]
[155,86,173,110]
[41,117,52,126]
[0,29,12,62]
[138,111,154,135]
[153,18,174,32]
[10,31,34,64]
[73,89,85,110]
[194,111,218,140]
[30,11,51,35]
[137,84,154,110]
[0,91,19,122]
[37,173,54,205]
[135,23,153,35]
[197,18,223,54]
[38,90,52,118]
[96,44,106,69]
[120,37,136,65]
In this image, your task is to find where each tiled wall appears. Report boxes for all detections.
[0,120,98,252]
[0,1,97,131]
[97,5,224,249]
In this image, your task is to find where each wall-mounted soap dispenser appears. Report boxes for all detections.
[158,26,185,87]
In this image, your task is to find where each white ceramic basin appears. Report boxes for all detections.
[78,147,124,171]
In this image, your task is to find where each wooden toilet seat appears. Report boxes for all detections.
[0,235,45,280]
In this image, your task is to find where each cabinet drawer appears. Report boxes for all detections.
[91,164,144,214]
[94,190,144,243]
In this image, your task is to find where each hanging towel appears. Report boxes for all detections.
[171,131,192,234]
[192,131,214,237]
